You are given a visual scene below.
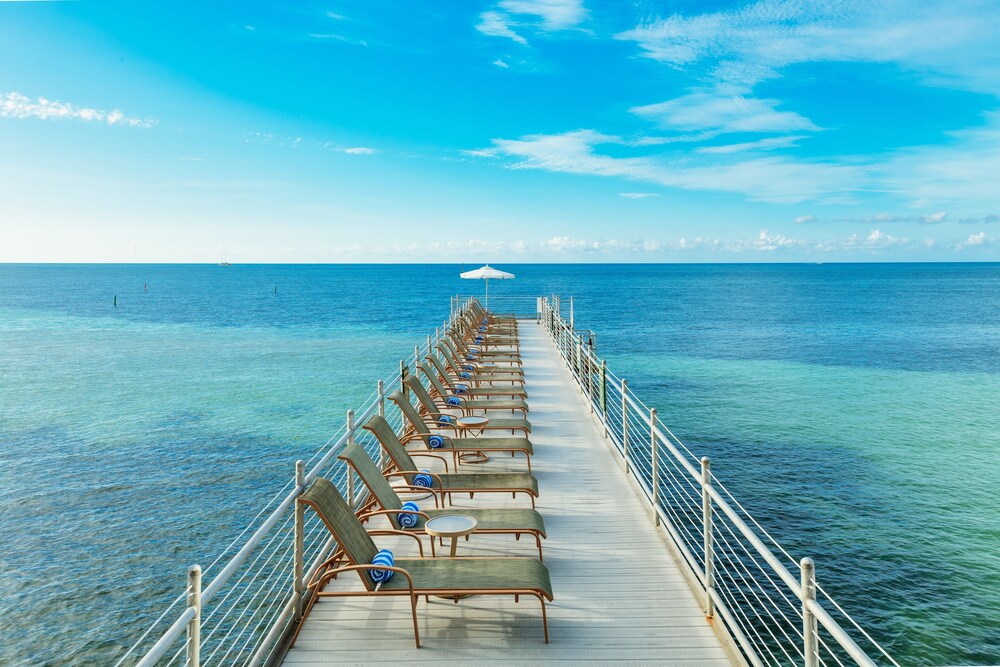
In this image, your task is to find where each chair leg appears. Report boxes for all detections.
[540,597,549,643]
[410,593,421,648]
[536,534,544,561]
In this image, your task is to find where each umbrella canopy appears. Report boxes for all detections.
[460,264,514,309]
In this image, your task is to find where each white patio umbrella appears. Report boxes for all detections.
[460,264,515,310]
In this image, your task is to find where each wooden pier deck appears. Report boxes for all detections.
[282,320,734,665]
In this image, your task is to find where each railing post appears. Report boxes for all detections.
[587,341,594,414]
[621,378,629,474]
[802,558,818,667]
[701,457,715,618]
[186,564,201,667]
[293,460,305,622]
[600,360,608,432]
[377,380,385,418]
[347,409,355,508]
[400,360,408,398]
[575,336,582,385]
[650,407,659,526]
[569,296,574,330]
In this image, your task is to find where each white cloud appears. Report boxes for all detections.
[794,215,816,224]
[342,146,376,155]
[488,129,862,203]
[620,192,659,198]
[614,1,1000,94]
[493,59,510,69]
[476,10,527,45]
[954,231,992,250]
[498,0,587,30]
[0,91,155,127]
[632,93,819,134]
[698,135,807,154]
[958,214,1000,224]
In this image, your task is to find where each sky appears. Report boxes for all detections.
[1,0,1000,263]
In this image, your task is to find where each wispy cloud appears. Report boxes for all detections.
[476,11,527,45]
[476,0,587,45]
[484,129,863,203]
[0,92,155,127]
[614,1,1000,95]
[794,211,949,224]
[958,214,1000,224]
[498,0,587,30]
[632,92,819,135]
[620,192,659,198]
[698,135,807,154]
[493,59,510,69]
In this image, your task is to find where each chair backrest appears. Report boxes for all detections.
[436,342,462,372]
[363,415,418,474]
[425,354,457,391]
[299,476,378,583]
[402,376,443,418]
[338,442,404,527]
[390,389,431,435]
[418,362,451,399]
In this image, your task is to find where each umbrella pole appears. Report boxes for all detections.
[485,278,489,311]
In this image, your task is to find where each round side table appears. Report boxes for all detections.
[424,514,478,558]
[457,415,490,464]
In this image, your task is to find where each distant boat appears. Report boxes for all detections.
[218,250,232,266]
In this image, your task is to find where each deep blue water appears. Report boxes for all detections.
[0,263,997,665]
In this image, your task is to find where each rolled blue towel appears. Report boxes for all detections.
[475,337,483,344]
[460,371,472,378]
[398,501,420,528]
[428,434,445,448]
[446,396,461,406]
[437,414,453,425]
[370,549,394,584]
[413,470,433,488]
[455,383,468,394]
[462,364,474,371]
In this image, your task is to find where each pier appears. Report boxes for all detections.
[284,320,734,665]
[121,298,897,667]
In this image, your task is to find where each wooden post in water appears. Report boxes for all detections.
[186,564,202,667]
[293,460,305,622]
[114,295,117,307]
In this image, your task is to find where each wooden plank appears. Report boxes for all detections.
[281,321,733,666]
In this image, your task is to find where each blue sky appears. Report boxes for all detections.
[2,0,999,262]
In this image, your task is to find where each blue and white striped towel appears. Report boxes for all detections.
[413,470,433,488]
[447,396,461,406]
[455,384,468,394]
[370,549,394,584]
[428,434,445,448]
[460,371,472,378]
[398,501,420,528]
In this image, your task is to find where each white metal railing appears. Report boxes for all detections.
[118,302,473,667]
[539,297,899,667]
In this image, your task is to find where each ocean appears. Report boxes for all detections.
[0,263,997,665]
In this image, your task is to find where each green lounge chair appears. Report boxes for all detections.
[293,476,553,647]
[418,363,529,416]
[425,353,528,399]
[364,415,539,508]
[339,442,547,559]
[435,340,524,387]
[400,377,532,436]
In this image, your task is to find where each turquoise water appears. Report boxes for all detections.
[0,263,997,665]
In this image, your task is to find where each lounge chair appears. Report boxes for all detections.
[425,353,527,399]
[399,378,532,436]
[339,442,547,559]
[418,363,529,416]
[294,477,553,647]
[364,415,539,508]
[440,339,525,383]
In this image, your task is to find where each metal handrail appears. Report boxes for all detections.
[539,297,892,667]
[124,299,475,667]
